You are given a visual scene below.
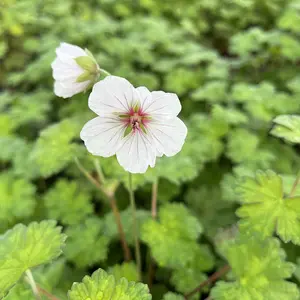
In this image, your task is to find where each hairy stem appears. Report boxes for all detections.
[109,194,131,261]
[128,173,142,281]
[25,270,41,300]
[289,170,300,197]
[148,179,159,288]
[74,157,131,261]
[37,286,60,300]
[184,265,230,299]
[151,179,158,219]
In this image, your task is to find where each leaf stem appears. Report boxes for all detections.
[74,157,131,261]
[25,269,41,300]
[184,264,230,299]
[128,173,142,281]
[289,170,300,197]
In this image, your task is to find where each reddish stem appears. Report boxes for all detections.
[184,265,230,299]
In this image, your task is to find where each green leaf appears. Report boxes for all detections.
[211,105,248,125]
[141,203,203,269]
[68,268,151,300]
[278,8,300,34]
[3,283,33,300]
[164,68,203,95]
[226,129,259,163]
[236,170,300,244]
[30,119,82,177]
[108,262,138,282]
[44,179,93,225]
[185,186,236,238]
[271,115,300,144]
[0,220,66,298]
[64,218,109,268]
[0,172,36,227]
[192,81,227,102]
[162,292,184,300]
[210,235,299,300]
[171,245,214,297]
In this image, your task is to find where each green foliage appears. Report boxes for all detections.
[226,128,259,163]
[271,115,300,143]
[64,218,109,268]
[104,208,151,245]
[170,245,214,297]
[68,268,151,300]
[185,186,237,238]
[0,172,36,228]
[30,119,82,177]
[162,292,184,300]
[108,262,138,282]
[0,220,66,298]
[43,179,93,225]
[2,0,300,298]
[237,170,300,244]
[141,203,203,268]
[210,235,299,300]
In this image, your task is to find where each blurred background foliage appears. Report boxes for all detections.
[1,0,300,299]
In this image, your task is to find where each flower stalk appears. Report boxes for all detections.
[151,179,158,219]
[147,179,159,288]
[128,173,142,281]
[100,68,111,77]
[74,157,131,261]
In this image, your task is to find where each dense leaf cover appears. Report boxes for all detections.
[1,0,300,299]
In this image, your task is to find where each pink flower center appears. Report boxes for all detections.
[119,106,151,135]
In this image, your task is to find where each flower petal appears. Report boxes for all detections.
[52,57,83,81]
[116,131,156,173]
[57,42,86,58]
[136,86,152,108]
[142,91,181,119]
[89,76,138,116]
[80,116,125,157]
[54,80,90,98]
[147,117,187,157]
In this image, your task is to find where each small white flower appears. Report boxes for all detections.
[51,42,100,98]
[80,75,187,173]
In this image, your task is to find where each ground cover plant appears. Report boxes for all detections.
[1,0,300,299]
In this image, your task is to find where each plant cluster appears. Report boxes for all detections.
[1,0,300,299]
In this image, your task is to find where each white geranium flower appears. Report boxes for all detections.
[51,42,100,98]
[80,75,187,174]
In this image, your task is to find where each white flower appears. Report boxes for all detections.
[80,75,188,173]
[51,42,100,98]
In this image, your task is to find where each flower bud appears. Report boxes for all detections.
[51,43,100,98]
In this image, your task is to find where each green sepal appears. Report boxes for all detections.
[84,48,96,60]
[140,123,147,134]
[76,71,93,83]
[75,56,98,73]
[124,126,132,137]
